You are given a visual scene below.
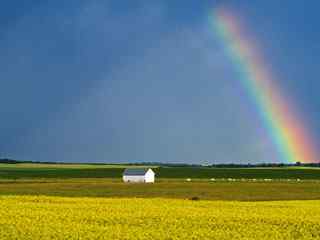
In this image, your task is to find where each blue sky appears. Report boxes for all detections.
[1,1,319,163]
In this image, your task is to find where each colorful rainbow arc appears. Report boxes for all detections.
[211,8,317,163]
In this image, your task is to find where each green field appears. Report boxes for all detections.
[1,163,320,180]
[1,180,320,201]
[0,163,320,201]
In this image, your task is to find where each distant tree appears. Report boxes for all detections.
[295,161,301,166]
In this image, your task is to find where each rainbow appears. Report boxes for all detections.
[211,7,317,163]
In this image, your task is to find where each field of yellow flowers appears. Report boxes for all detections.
[0,196,319,239]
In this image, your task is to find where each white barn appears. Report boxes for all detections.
[122,168,155,183]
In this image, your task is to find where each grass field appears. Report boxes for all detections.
[1,195,320,240]
[1,163,320,180]
[1,163,320,201]
[1,180,320,201]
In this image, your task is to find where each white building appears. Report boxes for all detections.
[122,168,155,183]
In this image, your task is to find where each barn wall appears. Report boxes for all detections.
[123,175,145,183]
[145,170,155,183]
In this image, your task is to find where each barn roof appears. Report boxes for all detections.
[123,168,151,176]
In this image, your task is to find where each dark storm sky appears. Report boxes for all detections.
[1,1,319,163]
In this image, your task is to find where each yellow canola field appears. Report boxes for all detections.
[0,196,319,240]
